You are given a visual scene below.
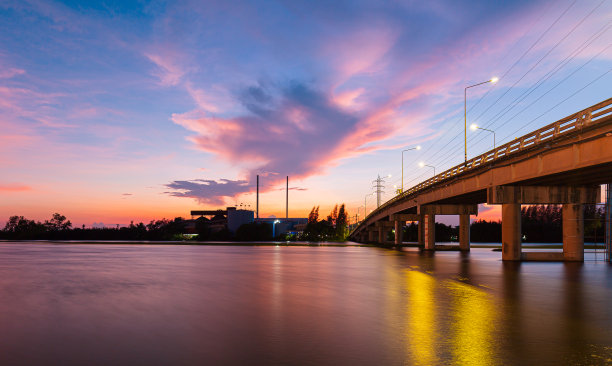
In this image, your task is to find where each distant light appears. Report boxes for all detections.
[418,161,425,168]
[274,219,280,223]
[490,77,499,83]
[470,123,478,131]
[416,145,422,150]
[387,174,392,178]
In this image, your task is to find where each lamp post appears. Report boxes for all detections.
[470,123,496,149]
[272,219,280,238]
[419,162,436,177]
[402,146,421,193]
[465,77,498,162]
[364,193,374,219]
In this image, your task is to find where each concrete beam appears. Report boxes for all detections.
[391,213,420,221]
[418,204,478,215]
[521,252,565,261]
[488,185,600,204]
[375,221,395,228]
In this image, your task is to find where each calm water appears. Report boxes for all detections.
[1,243,612,365]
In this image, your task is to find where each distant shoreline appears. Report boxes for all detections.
[0,240,607,250]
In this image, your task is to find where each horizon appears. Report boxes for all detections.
[1,0,611,226]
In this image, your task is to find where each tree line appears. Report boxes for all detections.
[0,213,193,241]
[1,204,606,243]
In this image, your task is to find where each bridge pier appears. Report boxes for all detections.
[491,185,600,262]
[459,214,470,251]
[394,220,402,245]
[422,214,435,250]
[502,203,522,261]
[368,229,377,243]
[563,203,584,261]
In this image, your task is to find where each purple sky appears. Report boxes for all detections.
[1,0,611,225]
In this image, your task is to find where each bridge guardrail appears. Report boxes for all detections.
[353,97,612,234]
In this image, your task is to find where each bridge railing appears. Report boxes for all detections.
[354,97,612,232]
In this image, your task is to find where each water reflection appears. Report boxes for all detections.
[1,243,612,365]
[446,280,496,365]
[405,269,437,365]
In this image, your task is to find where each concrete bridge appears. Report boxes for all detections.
[349,98,612,261]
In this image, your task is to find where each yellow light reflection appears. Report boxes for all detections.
[405,269,438,365]
[445,280,497,365]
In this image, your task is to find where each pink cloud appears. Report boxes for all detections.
[145,52,189,86]
[0,183,31,192]
[0,67,25,79]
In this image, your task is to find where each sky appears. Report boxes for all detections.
[0,0,611,227]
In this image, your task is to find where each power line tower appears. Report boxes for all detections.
[372,175,386,208]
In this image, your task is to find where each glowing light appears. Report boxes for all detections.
[470,123,478,131]
[490,77,499,83]
[416,145,422,150]
[418,162,425,168]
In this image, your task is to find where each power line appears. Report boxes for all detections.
[475,0,608,130]
[412,0,567,165]
[416,0,608,170]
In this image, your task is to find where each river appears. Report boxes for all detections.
[1,242,611,365]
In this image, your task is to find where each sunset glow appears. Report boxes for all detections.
[1,1,611,226]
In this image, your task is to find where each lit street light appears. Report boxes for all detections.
[470,123,496,149]
[272,219,280,238]
[402,146,421,193]
[465,77,498,161]
[419,162,436,177]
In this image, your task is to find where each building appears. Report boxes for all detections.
[255,217,308,237]
[191,207,254,234]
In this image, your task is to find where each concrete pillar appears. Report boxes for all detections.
[368,229,376,243]
[423,214,435,250]
[378,228,385,243]
[394,220,402,245]
[606,184,612,262]
[418,217,424,247]
[459,214,470,251]
[502,203,521,261]
[563,203,584,262]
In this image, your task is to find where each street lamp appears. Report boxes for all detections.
[470,123,496,149]
[364,193,374,218]
[272,219,280,238]
[402,146,421,193]
[465,77,498,162]
[419,162,436,177]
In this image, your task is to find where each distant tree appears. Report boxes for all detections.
[335,204,347,239]
[308,206,320,224]
[331,205,338,226]
[45,213,72,231]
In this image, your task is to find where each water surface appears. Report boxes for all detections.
[1,243,611,365]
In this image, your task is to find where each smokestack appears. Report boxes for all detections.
[286,176,289,219]
[256,175,259,219]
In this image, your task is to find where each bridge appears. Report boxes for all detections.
[349,98,612,261]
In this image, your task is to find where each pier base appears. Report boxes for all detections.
[502,203,521,261]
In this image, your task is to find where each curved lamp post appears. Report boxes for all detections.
[419,162,436,177]
[465,77,498,161]
[470,123,496,149]
[272,219,280,238]
[402,146,421,193]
